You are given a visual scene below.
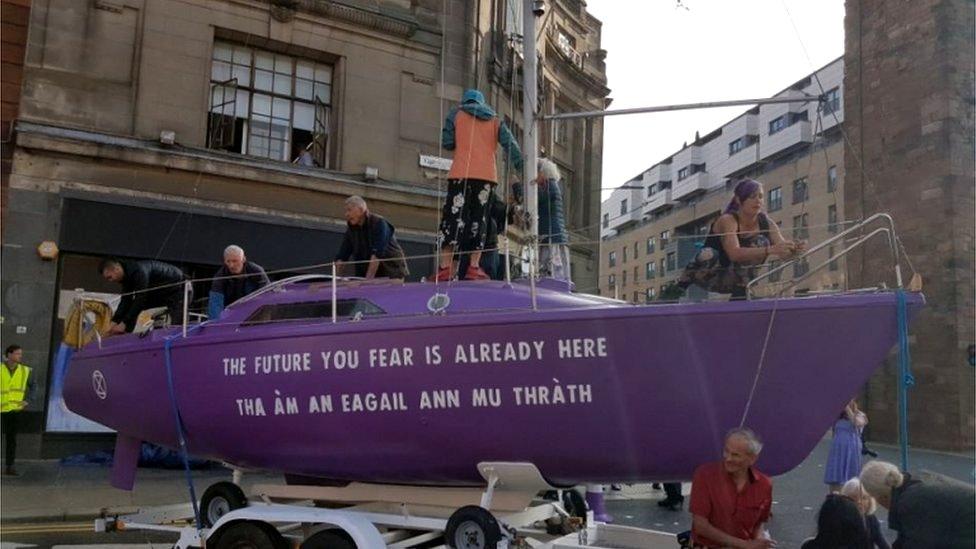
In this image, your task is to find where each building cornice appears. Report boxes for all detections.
[13,121,442,208]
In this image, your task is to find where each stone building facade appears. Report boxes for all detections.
[844,0,974,450]
[600,59,846,302]
[0,0,608,457]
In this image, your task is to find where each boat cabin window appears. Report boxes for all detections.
[243,299,385,326]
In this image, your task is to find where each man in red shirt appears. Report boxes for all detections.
[689,428,776,548]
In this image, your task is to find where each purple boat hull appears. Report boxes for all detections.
[63,281,923,486]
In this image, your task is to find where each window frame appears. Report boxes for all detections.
[768,186,783,212]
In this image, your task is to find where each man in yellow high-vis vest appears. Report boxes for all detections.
[2,344,35,476]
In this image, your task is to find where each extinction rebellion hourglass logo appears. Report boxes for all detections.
[92,370,108,400]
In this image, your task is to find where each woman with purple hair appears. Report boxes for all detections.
[677,179,804,298]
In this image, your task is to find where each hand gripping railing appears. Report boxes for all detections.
[747,213,903,299]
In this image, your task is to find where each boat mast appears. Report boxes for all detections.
[522,0,539,307]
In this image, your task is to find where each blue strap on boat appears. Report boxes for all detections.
[164,327,204,530]
[896,289,914,471]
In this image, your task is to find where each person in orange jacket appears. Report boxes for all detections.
[436,89,523,281]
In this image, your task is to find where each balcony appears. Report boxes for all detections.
[643,189,674,213]
[721,142,759,176]
[671,171,710,200]
[760,120,812,159]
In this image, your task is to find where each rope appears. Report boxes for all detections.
[739,297,781,428]
[895,289,915,471]
[163,326,205,531]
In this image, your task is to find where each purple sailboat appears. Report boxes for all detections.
[62,270,923,489]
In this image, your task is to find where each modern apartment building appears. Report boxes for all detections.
[599,58,845,302]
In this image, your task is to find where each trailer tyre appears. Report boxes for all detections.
[201,481,248,528]
[301,529,356,549]
[211,520,283,549]
[445,506,502,549]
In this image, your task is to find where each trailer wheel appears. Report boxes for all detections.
[201,481,248,528]
[301,529,356,549]
[445,506,502,549]
[211,520,283,549]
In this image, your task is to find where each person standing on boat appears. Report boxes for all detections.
[208,245,271,319]
[689,428,776,549]
[457,190,507,280]
[512,157,571,281]
[100,258,190,333]
[436,89,523,281]
[677,178,803,299]
[824,399,867,493]
[335,196,408,279]
[860,460,975,549]
[1,345,34,476]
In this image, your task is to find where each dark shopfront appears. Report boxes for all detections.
[37,196,434,456]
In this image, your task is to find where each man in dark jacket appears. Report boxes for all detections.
[99,258,189,333]
[208,245,270,319]
[335,196,408,279]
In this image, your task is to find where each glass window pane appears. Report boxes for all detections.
[254,69,273,91]
[273,73,291,95]
[211,60,231,82]
[250,115,270,137]
[272,97,290,119]
[252,94,271,116]
[232,64,250,87]
[296,61,314,80]
[213,42,232,62]
[236,90,250,118]
[248,134,269,156]
[314,64,332,84]
[274,54,292,75]
[269,138,287,161]
[255,51,274,70]
[210,85,233,112]
[293,102,314,131]
[295,78,313,100]
[232,46,251,66]
[313,83,331,103]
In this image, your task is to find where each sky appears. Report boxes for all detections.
[583,0,845,201]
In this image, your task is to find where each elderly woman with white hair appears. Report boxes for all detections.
[860,460,974,548]
[512,158,571,281]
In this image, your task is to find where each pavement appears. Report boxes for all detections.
[0,437,972,547]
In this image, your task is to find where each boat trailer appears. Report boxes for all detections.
[96,463,680,548]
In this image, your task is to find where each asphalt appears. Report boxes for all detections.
[0,438,972,548]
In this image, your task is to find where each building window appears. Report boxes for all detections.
[677,166,689,181]
[660,284,667,296]
[608,274,615,288]
[622,246,628,263]
[634,242,639,259]
[666,251,676,272]
[660,230,671,247]
[620,199,628,215]
[646,237,656,254]
[645,288,656,302]
[828,245,839,271]
[553,117,568,145]
[647,183,657,197]
[634,266,639,281]
[659,258,666,274]
[622,270,627,287]
[602,213,610,228]
[209,41,333,166]
[769,115,787,135]
[827,165,838,192]
[792,177,808,204]
[646,261,656,279]
[792,213,809,240]
[768,261,781,283]
[729,137,745,156]
[828,205,838,234]
[768,186,783,212]
[821,87,840,115]
[793,258,810,277]
[608,251,616,267]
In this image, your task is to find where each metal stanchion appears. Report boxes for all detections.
[182,282,190,338]
[331,263,338,323]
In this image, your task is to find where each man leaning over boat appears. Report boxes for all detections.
[208,245,270,319]
[335,195,409,280]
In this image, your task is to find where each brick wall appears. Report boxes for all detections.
[1,0,30,242]
[845,0,975,450]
